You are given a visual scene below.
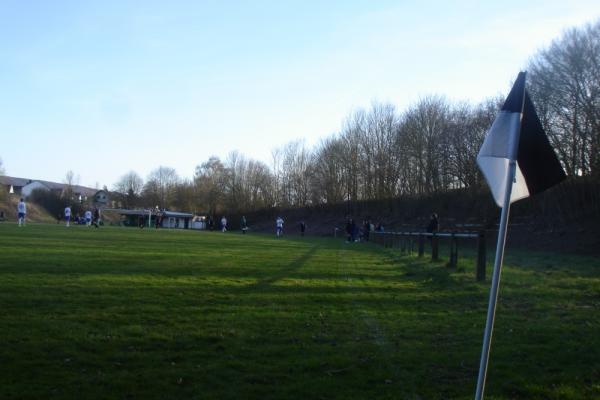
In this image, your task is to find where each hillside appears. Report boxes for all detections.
[0,196,56,224]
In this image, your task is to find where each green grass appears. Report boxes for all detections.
[0,223,598,399]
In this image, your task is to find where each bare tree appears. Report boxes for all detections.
[339,110,364,204]
[173,179,196,212]
[363,102,401,199]
[444,99,499,190]
[528,20,600,178]
[223,151,275,212]
[244,159,275,210]
[194,157,229,216]
[0,157,5,176]
[275,140,313,207]
[270,148,282,207]
[143,166,180,208]
[400,96,450,195]
[311,137,347,204]
[225,151,244,212]
[113,171,144,208]
[62,170,78,201]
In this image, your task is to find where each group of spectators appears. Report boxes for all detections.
[63,205,101,228]
[345,213,439,243]
[345,218,383,243]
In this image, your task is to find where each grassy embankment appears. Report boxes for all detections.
[0,223,597,399]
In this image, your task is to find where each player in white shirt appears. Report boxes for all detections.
[276,216,284,237]
[84,210,92,226]
[221,216,227,232]
[17,198,26,226]
[64,206,72,227]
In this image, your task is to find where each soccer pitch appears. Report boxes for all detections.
[0,224,598,399]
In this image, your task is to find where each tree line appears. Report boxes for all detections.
[107,20,599,215]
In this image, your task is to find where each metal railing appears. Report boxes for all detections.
[371,230,487,281]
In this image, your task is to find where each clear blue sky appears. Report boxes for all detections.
[1,0,599,188]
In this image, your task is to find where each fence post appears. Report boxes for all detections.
[418,234,424,257]
[476,231,486,281]
[431,233,439,261]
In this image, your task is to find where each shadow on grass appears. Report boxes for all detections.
[395,259,465,290]
[250,245,319,289]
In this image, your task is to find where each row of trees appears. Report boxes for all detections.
[105,20,597,215]
[529,21,600,178]
[112,156,275,216]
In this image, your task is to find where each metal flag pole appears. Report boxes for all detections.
[474,160,516,400]
[475,72,528,400]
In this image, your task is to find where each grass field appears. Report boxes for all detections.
[0,223,598,399]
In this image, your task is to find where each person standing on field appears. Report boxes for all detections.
[241,215,248,234]
[17,198,26,226]
[276,216,284,237]
[362,220,370,242]
[64,205,72,227]
[93,207,100,228]
[426,213,439,234]
[84,210,92,226]
[221,216,227,232]
[345,218,353,242]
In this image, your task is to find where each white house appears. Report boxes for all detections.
[21,181,57,197]
[21,179,97,200]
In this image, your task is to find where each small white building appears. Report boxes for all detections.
[21,181,55,198]
[161,211,194,229]
[94,190,109,206]
[107,208,195,229]
[191,216,206,230]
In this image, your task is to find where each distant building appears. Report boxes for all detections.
[107,208,196,229]
[161,211,195,229]
[0,175,97,200]
[23,180,97,200]
[94,190,109,206]
[0,176,29,195]
[21,180,54,197]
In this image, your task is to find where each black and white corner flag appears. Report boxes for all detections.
[477,72,566,207]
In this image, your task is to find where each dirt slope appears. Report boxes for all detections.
[0,196,56,224]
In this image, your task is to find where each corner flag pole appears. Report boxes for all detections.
[475,73,528,400]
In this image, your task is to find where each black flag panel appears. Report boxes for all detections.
[517,92,567,195]
[477,71,566,207]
